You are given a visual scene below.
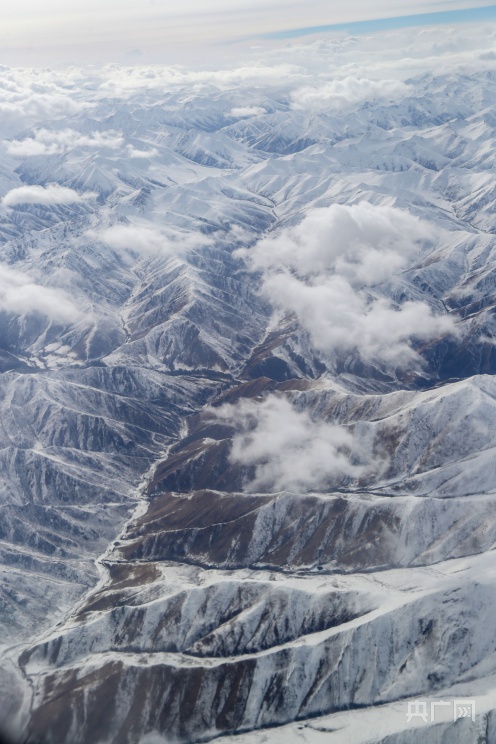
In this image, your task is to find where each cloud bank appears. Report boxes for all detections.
[0,69,86,137]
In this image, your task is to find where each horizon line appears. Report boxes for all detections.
[260,3,496,39]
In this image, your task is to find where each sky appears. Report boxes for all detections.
[1,0,496,66]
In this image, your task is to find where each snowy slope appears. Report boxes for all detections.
[2,46,496,744]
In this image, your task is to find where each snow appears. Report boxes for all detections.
[3,46,496,744]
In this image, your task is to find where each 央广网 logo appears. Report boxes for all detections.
[406,699,475,724]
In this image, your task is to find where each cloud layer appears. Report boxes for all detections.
[0,69,86,137]
[1,1,495,66]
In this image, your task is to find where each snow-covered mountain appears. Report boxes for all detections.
[2,31,496,743]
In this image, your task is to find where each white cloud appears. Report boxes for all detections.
[97,63,306,96]
[7,128,124,157]
[97,224,167,253]
[212,395,366,492]
[0,264,80,322]
[126,144,159,158]
[263,272,454,365]
[1,22,493,106]
[291,76,411,111]
[229,106,267,118]
[238,203,456,366]
[95,222,212,256]
[0,69,87,137]
[2,184,95,207]
[238,23,496,94]
[243,203,434,285]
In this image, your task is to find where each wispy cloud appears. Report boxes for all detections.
[126,144,158,158]
[94,222,212,256]
[291,77,411,111]
[7,128,124,157]
[229,106,267,118]
[213,395,368,492]
[0,264,80,322]
[97,64,306,96]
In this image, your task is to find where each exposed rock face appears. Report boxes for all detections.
[3,54,496,744]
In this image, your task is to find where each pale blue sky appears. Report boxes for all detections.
[1,0,496,66]
[265,4,496,38]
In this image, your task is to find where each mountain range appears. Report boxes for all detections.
[1,52,496,743]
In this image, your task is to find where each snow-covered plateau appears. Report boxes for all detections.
[2,24,496,743]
